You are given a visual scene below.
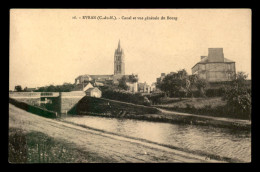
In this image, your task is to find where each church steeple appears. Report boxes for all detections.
[118,39,121,51]
[114,40,125,75]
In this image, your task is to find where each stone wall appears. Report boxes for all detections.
[60,92,86,114]
[9,92,41,98]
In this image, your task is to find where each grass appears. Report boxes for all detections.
[154,97,250,120]
[8,128,112,163]
[157,97,226,108]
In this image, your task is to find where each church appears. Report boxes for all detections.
[73,40,138,92]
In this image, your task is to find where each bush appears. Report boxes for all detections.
[101,89,150,106]
[222,72,251,119]
[206,88,225,97]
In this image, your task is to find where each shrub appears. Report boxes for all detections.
[101,89,149,105]
[222,72,251,119]
[206,88,225,97]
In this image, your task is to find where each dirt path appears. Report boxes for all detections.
[9,104,225,163]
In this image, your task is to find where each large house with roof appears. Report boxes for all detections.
[191,48,236,82]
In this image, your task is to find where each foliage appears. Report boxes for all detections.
[9,128,105,163]
[195,78,209,97]
[14,85,22,92]
[118,76,129,90]
[35,83,75,92]
[101,88,151,106]
[128,74,139,83]
[148,93,165,105]
[157,69,191,97]
[222,72,251,119]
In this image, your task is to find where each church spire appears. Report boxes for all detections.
[114,39,125,75]
[118,39,121,50]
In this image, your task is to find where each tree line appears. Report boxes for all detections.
[14,83,75,92]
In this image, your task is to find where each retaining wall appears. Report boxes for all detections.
[60,92,86,114]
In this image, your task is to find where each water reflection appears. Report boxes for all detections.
[63,115,251,162]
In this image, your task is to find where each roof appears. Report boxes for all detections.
[191,57,235,69]
[85,87,101,93]
[72,82,93,91]
[89,75,114,81]
[75,74,92,80]
[138,82,148,87]
[94,82,104,86]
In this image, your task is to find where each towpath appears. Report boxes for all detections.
[9,103,223,163]
[156,108,251,126]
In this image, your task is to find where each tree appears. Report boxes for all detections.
[223,71,251,119]
[118,76,129,90]
[14,85,22,92]
[187,74,198,97]
[23,87,28,92]
[195,78,208,97]
[128,74,138,83]
[157,69,189,97]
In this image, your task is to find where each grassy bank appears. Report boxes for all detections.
[9,98,57,119]
[8,128,111,163]
[69,97,250,129]
[77,111,250,130]
[154,97,251,120]
[69,96,159,115]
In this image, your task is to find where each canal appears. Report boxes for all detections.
[61,115,251,162]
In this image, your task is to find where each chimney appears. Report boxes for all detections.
[208,48,224,62]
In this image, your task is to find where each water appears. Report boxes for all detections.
[62,115,251,162]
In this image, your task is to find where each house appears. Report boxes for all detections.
[150,83,157,92]
[126,82,138,93]
[156,73,166,85]
[75,75,93,84]
[138,82,151,93]
[93,81,104,87]
[85,87,102,98]
[191,48,236,82]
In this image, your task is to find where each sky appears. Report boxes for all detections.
[9,9,251,90]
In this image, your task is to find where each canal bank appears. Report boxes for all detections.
[9,104,227,163]
[60,115,250,163]
[72,97,251,130]
[9,96,251,130]
[9,101,251,162]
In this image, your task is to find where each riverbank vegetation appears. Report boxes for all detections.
[153,71,251,120]
[69,96,159,116]
[8,128,110,163]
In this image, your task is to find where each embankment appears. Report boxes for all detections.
[68,96,159,116]
[68,97,251,130]
[9,98,57,118]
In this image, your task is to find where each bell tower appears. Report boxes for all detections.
[114,40,125,75]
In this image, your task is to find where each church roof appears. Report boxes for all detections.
[89,75,114,81]
[75,74,92,80]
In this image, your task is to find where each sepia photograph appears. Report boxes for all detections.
[9,9,251,163]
